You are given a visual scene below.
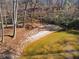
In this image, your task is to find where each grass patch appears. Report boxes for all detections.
[20,30,79,59]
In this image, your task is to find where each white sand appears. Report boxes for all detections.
[27,31,52,42]
[21,31,52,45]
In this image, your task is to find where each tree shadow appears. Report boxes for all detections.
[4,35,14,38]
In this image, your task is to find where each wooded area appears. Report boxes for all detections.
[0,0,79,42]
[0,0,79,59]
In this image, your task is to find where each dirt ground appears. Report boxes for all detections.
[0,23,43,58]
[0,27,28,52]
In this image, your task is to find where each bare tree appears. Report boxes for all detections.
[0,1,4,42]
[5,0,9,28]
[23,0,29,27]
[12,0,18,38]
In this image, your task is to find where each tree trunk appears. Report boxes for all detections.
[5,0,8,28]
[0,3,4,43]
[12,0,18,39]
[24,3,28,27]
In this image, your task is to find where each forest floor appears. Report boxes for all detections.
[0,23,49,58]
[0,27,28,54]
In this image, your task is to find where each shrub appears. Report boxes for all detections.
[69,19,79,29]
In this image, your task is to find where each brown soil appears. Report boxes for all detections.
[0,23,42,58]
[0,27,28,51]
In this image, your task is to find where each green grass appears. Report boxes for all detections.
[20,30,79,59]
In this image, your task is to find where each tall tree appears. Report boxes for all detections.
[0,0,4,42]
[12,0,18,39]
[23,0,29,27]
[4,0,8,27]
